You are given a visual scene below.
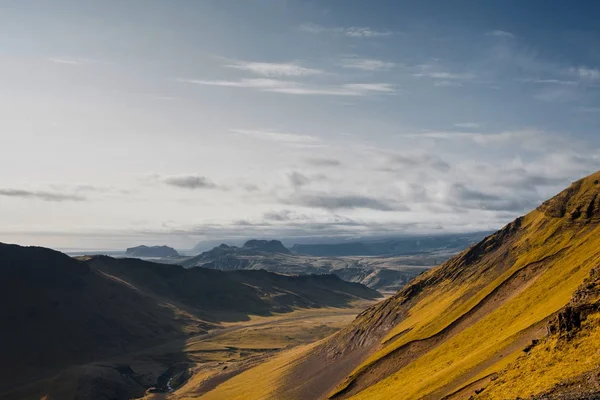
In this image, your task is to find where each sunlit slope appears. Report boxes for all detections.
[319,172,600,399]
[478,264,600,399]
[328,171,600,399]
[190,171,600,400]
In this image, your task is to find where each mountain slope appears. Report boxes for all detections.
[85,256,381,322]
[199,171,600,400]
[0,244,196,393]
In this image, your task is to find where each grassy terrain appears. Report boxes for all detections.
[148,305,373,400]
[343,192,600,398]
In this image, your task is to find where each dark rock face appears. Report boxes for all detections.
[242,240,291,254]
[125,245,179,258]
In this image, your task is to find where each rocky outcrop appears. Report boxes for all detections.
[242,239,291,254]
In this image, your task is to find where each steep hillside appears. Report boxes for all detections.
[0,244,197,393]
[199,171,600,399]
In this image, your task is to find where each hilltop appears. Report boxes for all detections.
[125,245,179,258]
[198,171,600,399]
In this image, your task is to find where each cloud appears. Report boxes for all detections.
[520,78,578,86]
[288,171,311,188]
[340,58,395,71]
[434,81,463,87]
[414,71,474,80]
[342,83,395,92]
[384,153,450,172]
[486,30,515,39]
[163,175,219,189]
[404,130,548,148]
[300,23,392,38]
[47,57,94,65]
[0,189,86,202]
[412,64,474,85]
[289,193,400,211]
[226,61,322,77]
[448,183,535,212]
[568,66,600,81]
[180,77,395,96]
[454,122,481,129]
[231,128,319,143]
[305,157,341,167]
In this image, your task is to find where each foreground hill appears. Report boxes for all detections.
[199,171,600,399]
[0,245,379,398]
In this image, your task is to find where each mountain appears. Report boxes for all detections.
[0,244,379,399]
[199,171,600,399]
[182,243,430,292]
[125,245,179,258]
[242,239,291,254]
[291,232,489,257]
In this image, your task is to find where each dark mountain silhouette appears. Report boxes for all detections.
[0,244,379,399]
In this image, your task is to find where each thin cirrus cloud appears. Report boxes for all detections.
[179,78,395,96]
[47,57,94,65]
[414,71,474,80]
[0,189,86,202]
[300,23,392,38]
[225,60,323,77]
[486,30,516,39]
[340,58,395,71]
[230,128,319,143]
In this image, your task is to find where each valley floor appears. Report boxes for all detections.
[2,300,378,400]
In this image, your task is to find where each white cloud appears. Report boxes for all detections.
[454,122,481,129]
[47,57,94,65]
[179,78,395,96]
[486,30,515,39]
[300,23,392,38]
[414,71,474,80]
[230,129,319,143]
[340,58,395,71]
[520,78,578,86]
[226,61,323,77]
[342,83,396,92]
[568,66,600,81]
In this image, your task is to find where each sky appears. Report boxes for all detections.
[1,0,600,250]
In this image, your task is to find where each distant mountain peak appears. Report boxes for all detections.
[242,239,291,254]
[125,245,179,258]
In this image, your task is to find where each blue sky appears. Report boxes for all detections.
[1,0,599,249]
